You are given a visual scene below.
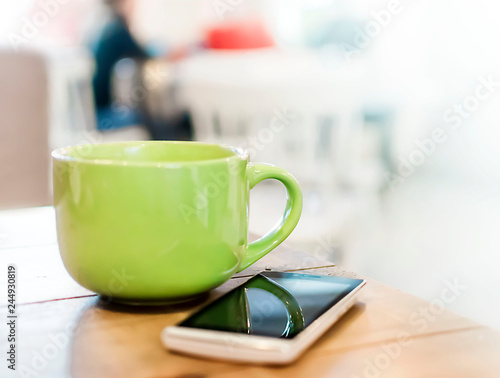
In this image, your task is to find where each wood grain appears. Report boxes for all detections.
[1,207,499,377]
[0,236,332,306]
[214,327,500,378]
[1,266,488,378]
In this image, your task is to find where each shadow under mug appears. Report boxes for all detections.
[52,141,302,304]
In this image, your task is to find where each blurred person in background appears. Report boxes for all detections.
[91,0,149,132]
[90,0,192,139]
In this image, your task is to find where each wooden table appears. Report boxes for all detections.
[1,207,499,377]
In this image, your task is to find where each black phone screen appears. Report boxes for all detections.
[179,272,363,339]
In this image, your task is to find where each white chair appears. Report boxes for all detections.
[178,49,370,260]
[46,48,150,149]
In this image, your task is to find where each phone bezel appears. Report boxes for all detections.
[162,272,366,364]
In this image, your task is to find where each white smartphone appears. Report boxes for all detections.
[162,271,366,364]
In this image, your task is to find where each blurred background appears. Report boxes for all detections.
[1,0,500,330]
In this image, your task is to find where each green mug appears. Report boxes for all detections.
[52,141,302,304]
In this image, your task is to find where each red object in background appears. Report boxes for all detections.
[206,20,275,50]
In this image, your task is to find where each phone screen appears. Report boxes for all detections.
[179,272,363,339]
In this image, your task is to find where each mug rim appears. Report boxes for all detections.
[51,140,248,167]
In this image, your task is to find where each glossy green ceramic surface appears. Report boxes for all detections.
[52,141,302,303]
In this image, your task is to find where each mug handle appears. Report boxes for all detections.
[237,163,303,272]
